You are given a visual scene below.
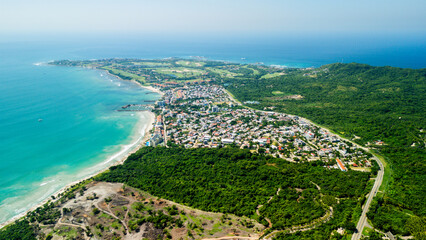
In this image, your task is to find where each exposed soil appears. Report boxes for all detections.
[39,181,264,240]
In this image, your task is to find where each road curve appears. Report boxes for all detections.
[351,155,384,240]
[223,88,386,240]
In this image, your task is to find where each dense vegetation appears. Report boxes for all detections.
[97,146,370,236]
[273,199,365,240]
[224,63,426,235]
[0,220,37,240]
[260,187,325,229]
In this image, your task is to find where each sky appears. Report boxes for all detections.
[0,0,425,35]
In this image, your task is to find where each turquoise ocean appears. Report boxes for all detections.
[0,41,162,224]
[0,33,425,224]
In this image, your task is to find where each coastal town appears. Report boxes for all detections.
[2,0,423,236]
[49,58,375,171]
[24,58,391,240]
[147,84,373,171]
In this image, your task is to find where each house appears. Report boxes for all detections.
[336,158,347,171]
[221,138,234,144]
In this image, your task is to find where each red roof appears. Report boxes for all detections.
[336,158,347,171]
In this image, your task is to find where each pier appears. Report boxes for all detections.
[117,104,153,112]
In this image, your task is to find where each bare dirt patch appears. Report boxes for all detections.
[40,181,264,240]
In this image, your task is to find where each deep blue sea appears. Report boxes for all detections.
[0,33,425,224]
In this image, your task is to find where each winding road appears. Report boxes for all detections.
[223,88,386,239]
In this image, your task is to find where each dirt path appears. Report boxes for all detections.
[256,188,281,231]
[311,181,321,191]
[261,206,333,240]
[57,210,90,240]
[260,182,333,239]
[99,201,130,235]
[120,194,134,224]
[202,237,259,240]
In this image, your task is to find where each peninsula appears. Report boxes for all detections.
[1,58,424,240]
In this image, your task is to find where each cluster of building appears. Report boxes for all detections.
[150,85,373,171]
[146,115,165,147]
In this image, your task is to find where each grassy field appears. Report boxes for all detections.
[206,67,238,78]
[154,67,206,78]
[131,61,172,67]
[272,91,285,95]
[361,226,374,236]
[260,72,286,79]
[370,150,392,193]
[176,60,206,67]
[242,66,260,75]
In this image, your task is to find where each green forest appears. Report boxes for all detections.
[223,63,426,235]
[0,220,37,240]
[96,147,371,238]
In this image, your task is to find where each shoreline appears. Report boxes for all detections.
[0,111,156,229]
[137,83,164,96]
[99,68,164,96]
[0,78,162,229]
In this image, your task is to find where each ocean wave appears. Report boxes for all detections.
[33,60,53,66]
[39,179,55,186]
[102,119,148,165]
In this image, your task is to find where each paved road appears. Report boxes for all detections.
[223,88,386,239]
[351,155,384,240]
[283,110,386,239]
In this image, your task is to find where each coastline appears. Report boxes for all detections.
[0,79,161,229]
[48,62,164,96]
[137,83,164,96]
[100,67,164,96]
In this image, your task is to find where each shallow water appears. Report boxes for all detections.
[0,50,160,223]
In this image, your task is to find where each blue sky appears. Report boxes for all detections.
[0,0,425,34]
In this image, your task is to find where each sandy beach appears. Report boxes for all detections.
[100,67,164,96]
[0,90,160,230]
[138,84,164,96]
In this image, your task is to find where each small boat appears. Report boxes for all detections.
[38,119,43,122]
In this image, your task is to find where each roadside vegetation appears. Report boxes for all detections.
[223,63,426,237]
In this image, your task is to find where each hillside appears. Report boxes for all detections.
[0,147,372,240]
[97,147,371,239]
[224,63,426,236]
[0,179,264,240]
